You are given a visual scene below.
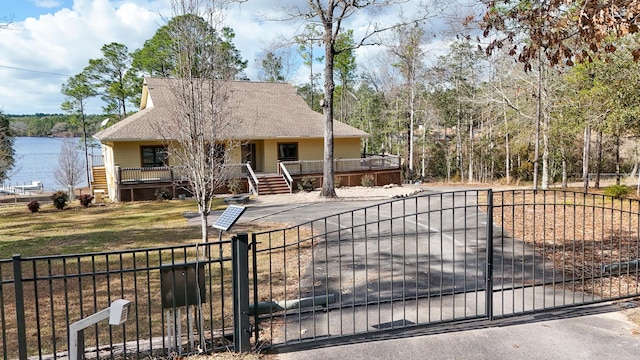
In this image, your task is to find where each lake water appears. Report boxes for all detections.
[4,137,101,191]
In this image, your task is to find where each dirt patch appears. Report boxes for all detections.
[494,189,640,331]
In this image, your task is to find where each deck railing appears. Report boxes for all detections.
[90,155,104,167]
[280,155,401,175]
[118,166,180,184]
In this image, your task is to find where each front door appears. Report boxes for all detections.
[241,143,257,170]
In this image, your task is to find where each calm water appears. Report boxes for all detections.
[4,137,101,191]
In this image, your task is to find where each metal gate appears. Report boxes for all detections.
[249,189,640,349]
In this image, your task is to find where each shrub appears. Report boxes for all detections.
[604,184,632,199]
[334,176,343,189]
[297,176,315,192]
[51,191,68,210]
[227,178,243,194]
[27,200,40,213]
[78,194,94,207]
[361,174,375,187]
[155,188,173,201]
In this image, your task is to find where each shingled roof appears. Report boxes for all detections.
[94,78,369,142]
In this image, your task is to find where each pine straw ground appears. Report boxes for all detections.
[491,189,640,334]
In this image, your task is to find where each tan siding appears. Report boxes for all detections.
[254,140,264,171]
[335,138,362,159]
[262,137,362,172]
[101,142,117,201]
[112,141,166,167]
[263,139,278,172]
[298,139,323,160]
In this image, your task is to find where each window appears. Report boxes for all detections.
[278,143,298,161]
[141,146,168,167]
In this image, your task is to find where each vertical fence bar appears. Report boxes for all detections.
[251,233,260,346]
[485,190,494,321]
[232,234,250,353]
[12,254,27,360]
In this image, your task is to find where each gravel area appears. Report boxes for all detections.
[249,184,427,206]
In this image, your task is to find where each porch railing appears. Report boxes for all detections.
[245,163,259,195]
[90,155,104,167]
[118,166,182,184]
[280,155,401,175]
[111,156,401,185]
[278,162,293,193]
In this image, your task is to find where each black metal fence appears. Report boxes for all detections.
[1,241,237,360]
[2,189,640,358]
[250,189,640,348]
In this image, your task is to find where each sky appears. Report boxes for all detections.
[0,0,454,115]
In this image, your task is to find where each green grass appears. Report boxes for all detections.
[0,199,225,258]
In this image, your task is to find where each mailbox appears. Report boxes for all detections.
[160,262,206,309]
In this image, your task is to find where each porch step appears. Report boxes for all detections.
[91,166,109,199]
[258,175,290,195]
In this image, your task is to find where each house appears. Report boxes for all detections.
[92,77,401,201]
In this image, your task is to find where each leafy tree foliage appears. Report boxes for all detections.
[257,51,285,82]
[61,72,98,188]
[8,114,104,137]
[84,42,140,119]
[132,14,247,80]
[334,30,357,123]
[0,111,15,182]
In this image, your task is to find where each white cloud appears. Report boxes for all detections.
[0,0,449,114]
[0,0,168,114]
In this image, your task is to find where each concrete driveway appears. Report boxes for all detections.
[204,187,640,359]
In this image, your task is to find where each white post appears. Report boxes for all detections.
[69,300,130,360]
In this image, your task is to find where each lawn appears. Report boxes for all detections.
[0,198,308,359]
[0,199,209,258]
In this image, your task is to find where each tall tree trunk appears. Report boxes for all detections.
[457,110,464,181]
[562,151,568,188]
[533,53,542,190]
[408,71,415,177]
[200,211,209,243]
[541,65,549,190]
[503,104,510,184]
[582,125,591,192]
[541,119,549,189]
[468,121,473,182]
[615,130,621,185]
[595,130,602,189]
[320,23,336,198]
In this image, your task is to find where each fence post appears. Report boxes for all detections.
[12,254,28,360]
[485,190,494,321]
[232,234,250,352]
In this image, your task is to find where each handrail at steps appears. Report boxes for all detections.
[245,162,259,195]
[279,162,293,193]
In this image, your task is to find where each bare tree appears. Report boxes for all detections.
[0,15,12,30]
[159,0,242,242]
[53,141,84,189]
[286,1,431,197]
[388,24,426,179]
[255,40,297,82]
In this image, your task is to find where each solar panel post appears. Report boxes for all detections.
[213,205,246,231]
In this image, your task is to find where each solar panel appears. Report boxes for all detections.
[213,205,246,231]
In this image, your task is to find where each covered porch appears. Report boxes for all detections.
[91,155,402,202]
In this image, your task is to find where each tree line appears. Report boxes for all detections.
[7,113,106,137]
[3,0,640,192]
